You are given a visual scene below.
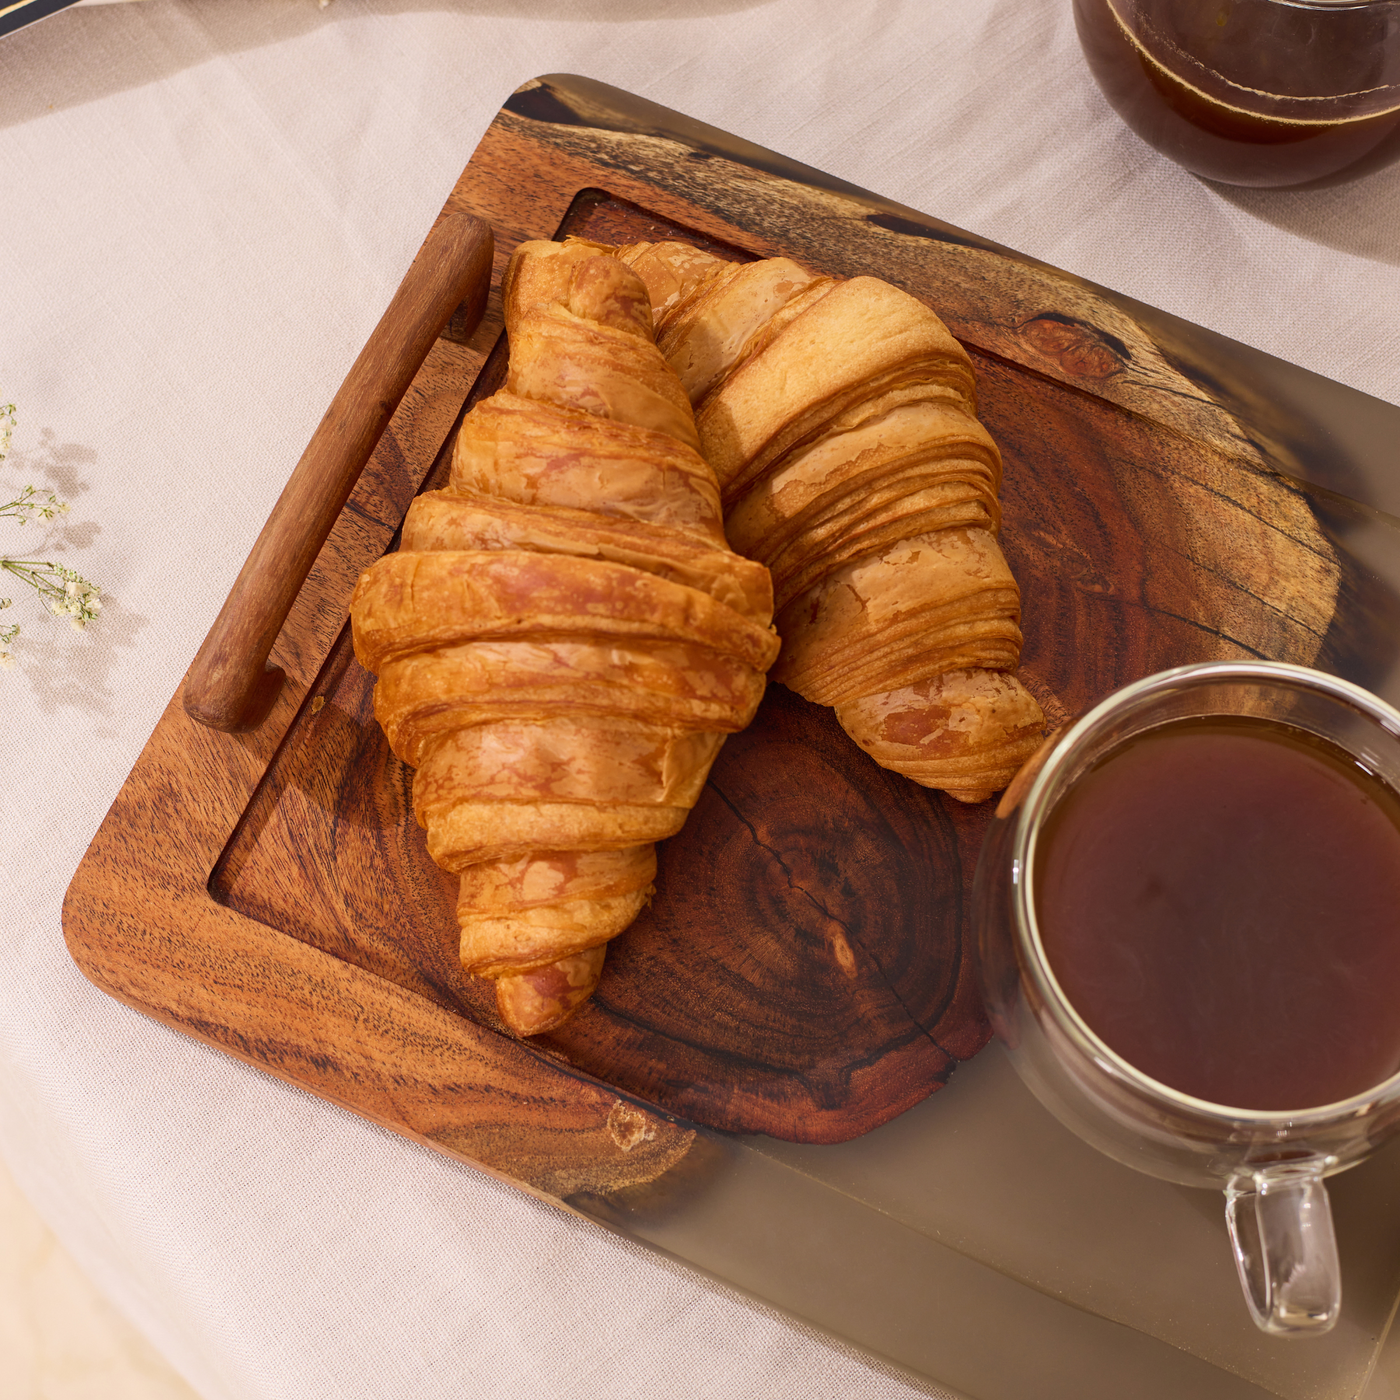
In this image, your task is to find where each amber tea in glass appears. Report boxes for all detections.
[1074,0,1400,186]
[974,662,1400,1334]
[1035,714,1400,1111]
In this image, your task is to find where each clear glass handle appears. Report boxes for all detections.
[1225,1165,1341,1335]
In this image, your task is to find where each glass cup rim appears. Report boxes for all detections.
[1012,659,1400,1128]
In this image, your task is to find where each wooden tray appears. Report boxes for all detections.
[63,75,1400,1400]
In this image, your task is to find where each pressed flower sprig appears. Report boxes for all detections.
[0,403,102,668]
[1,482,68,526]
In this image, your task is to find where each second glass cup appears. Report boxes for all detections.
[1074,0,1400,186]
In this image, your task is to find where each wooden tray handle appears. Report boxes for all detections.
[183,210,495,733]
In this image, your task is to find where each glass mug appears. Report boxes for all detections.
[1073,0,1400,186]
[973,661,1400,1335]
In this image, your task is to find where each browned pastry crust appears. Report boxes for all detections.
[610,237,1045,800]
[835,670,1047,804]
[493,946,609,1038]
[349,244,777,1033]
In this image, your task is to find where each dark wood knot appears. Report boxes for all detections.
[1019,315,1126,380]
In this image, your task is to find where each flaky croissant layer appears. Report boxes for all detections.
[609,237,1046,800]
[349,245,777,1035]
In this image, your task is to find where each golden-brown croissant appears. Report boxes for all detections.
[350,242,778,1035]
[610,239,1045,802]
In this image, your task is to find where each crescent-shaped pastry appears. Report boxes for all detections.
[612,238,1045,802]
[350,243,778,1035]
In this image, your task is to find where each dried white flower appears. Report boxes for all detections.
[0,484,66,526]
[0,402,104,667]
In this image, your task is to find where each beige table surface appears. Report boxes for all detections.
[3,3,1400,1397]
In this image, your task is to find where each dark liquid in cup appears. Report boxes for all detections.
[1036,716,1400,1110]
[1073,0,1400,186]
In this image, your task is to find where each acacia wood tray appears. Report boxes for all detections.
[63,75,1400,1400]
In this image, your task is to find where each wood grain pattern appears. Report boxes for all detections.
[65,74,1348,1189]
[184,211,495,733]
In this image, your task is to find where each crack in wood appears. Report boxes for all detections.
[707,779,949,1057]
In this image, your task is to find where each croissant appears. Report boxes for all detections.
[350,243,778,1035]
[605,239,1045,803]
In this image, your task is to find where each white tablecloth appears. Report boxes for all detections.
[3,3,1399,1397]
